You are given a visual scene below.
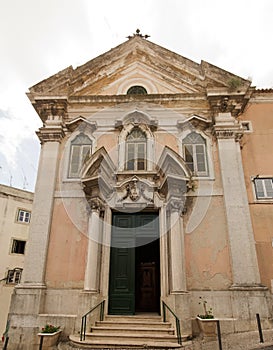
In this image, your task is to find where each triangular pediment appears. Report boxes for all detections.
[81,147,116,180]
[28,36,251,99]
[157,146,191,179]
[65,116,97,132]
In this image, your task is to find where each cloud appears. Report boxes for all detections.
[1,0,273,190]
[0,0,93,86]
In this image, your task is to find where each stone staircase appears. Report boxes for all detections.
[69,314,186,348]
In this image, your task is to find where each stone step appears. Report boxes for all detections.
[104,315,162,322]
[69,314,186,349]
[95,320,173,329]
[91,325,175,335]
[70,334,183,349]
[83,332,180,343]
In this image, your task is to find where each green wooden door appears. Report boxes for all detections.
[109,214,135,314]
[108,213,159,315]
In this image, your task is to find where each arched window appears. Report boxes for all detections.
[127,86,147,95]
[126,127,147,171]
[183,132,208,176]
[68,133,92,178]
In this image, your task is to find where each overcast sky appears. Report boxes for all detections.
[1,0,273,191]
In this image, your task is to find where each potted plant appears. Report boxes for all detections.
[38,324,62,348]
[196,297,218,338]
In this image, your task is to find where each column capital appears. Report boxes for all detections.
[207,89,253,117]
[167,197,187,216]
[87,197,105,213]
[213,112,243,141]
[36,123,66,143]
[33,99,68,122]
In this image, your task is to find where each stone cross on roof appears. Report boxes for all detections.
[127,29,150,39]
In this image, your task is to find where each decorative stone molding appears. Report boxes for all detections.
[117,176,154,203]
[65,117,97,133]
[213,112,244,142]
[36,125,66,143]
[115,111,158,131]
[34,100,68,143]
[87,197,105,212]
[177,115,212,131]
[207,90,253,117]
[167,198,186,215]
[33,99,68,123]
[213,129,243,141]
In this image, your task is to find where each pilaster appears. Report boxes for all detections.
[84,199,104,292]
[213,112,263,288]
[167,200,187,293]
[22,115,65,286]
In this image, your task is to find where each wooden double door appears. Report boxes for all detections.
[108,212,160,315]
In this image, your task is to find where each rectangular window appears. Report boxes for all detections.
[17,209,31,223]
[126,143,135,170]
[69,145,81,177]
[195,144,206,172]
[254,178,273,199]
[137,143,145,170]
[69,144,92,178]
[183,144,208,176]
[184,145,194,171]
[11,239,26,254]
[6,269,22,284]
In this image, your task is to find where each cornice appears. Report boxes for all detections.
[67,93,207,104]
[30,98,68,123]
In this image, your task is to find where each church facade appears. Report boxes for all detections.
[7,32,273,349]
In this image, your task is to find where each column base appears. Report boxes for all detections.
[82,289,99,293]
[229,283,268,291]
[16,282,47,289]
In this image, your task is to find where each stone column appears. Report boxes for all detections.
[22,119,65,286]
[214,112,262,288]
[168,201,187,293]
[84,201,102,292]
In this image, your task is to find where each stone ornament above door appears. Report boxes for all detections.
[81,144,191,215]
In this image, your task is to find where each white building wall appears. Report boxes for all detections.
[0,185,33,336]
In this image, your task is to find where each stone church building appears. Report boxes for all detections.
[7,31,273,349]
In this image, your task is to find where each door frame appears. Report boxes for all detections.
[108,211,160,315]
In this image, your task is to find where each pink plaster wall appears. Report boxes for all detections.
[185,196,232,290]
[45,199,88,288]
[241,101,273,289]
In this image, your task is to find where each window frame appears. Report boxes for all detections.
[11,239,26,255]
[182,132,208,177]
[125,127,147,171]
[253,177,273,200]
[6,268,23,284]
[17,209,31,224]
[68,133,92,178]
[127,85,148,95]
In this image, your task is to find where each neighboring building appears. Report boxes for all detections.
[7,32,273,349]
[0,185,33,338]
[240,90,273,290]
